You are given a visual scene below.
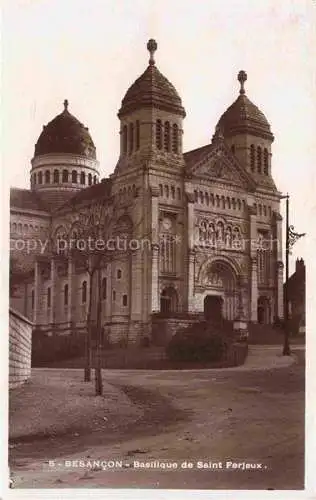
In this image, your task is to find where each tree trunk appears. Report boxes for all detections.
[95,267,103,395]
[84,272,94,382]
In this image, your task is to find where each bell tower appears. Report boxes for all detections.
[114,40,186,175]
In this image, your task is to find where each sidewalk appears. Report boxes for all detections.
[227,344,303,372]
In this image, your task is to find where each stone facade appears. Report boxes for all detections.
[9,40,284,347]
[9,308,33,388]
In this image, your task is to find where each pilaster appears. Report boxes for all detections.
[249,206,258,322]
[50,258,56,325]
[34,260,39,325]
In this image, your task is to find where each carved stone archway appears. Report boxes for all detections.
[199,258,239,321]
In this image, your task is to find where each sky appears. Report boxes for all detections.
[2,0,316,272]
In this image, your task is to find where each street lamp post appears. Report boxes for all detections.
[281,193,305,356]
[283,194,290,355]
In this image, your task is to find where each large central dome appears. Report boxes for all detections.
[118,39,185,118]
[34,100,96,159]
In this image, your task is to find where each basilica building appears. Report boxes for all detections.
[10,39,284,345]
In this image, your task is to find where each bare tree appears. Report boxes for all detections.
[47,183,148,395]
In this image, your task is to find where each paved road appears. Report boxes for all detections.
[10,348,305,490]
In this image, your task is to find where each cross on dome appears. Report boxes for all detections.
[63,99,69,111]
[147,39,157,66]
[237,70,247,95]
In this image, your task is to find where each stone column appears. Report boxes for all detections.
[275,212,284,320]
[50,258,56,325]
[187,249,196,312]
[33,260,39,325]
[150,186,160,312]
[249,206,258,322]
[151,244,160,312]
[187,193,195,312]
[68,256,74,326]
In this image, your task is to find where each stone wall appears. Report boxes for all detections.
[151,313,204,346]
[9,308,33,389]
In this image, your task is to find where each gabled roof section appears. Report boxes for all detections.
[184,141,257,191]
[10,188,49,212]
[54,178,113,213]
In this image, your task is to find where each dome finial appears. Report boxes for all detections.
[237,70,247,95]
[147,39,157,66]
[63,99,69,111]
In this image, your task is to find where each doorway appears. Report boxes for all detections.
[204,295,223,322]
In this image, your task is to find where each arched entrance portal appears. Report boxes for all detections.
[203,260,238,321]
[160,286,178,314]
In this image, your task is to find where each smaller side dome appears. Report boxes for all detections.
[118,40,186,118]
[216,71,274,141]
[34,100,97,159]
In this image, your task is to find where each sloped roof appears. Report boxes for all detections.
[54,178,113,212]
[10,188,49,212]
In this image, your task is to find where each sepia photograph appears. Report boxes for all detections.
[3,0,315,498]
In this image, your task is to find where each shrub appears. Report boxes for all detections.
[32,330,85,365]
[166,322,228,363]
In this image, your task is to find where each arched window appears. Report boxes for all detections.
[159,184,163,196]
[156,120,162,149]
[177,187,181,200]
[45,170,50,184]
[88,173,92,186]
[164,121,170,151]
[264,148,269,175]
[38,171,43,184]
[47,287,51,308]
[164,185,169,198]
[64,284,69,306]
[160,287,178,314]
[231,144,235,154]
[72,170,77,183]
[136,120,140,150]
[122,294,128,307]
[221,196,225,209]
[257,146,262,174]
[250,144,255,172]
[80,171,85,185]
[205,193,209,206]
[62,169,68,183]
[237,199,241,210]
[172,124,178,153]
[102,277,107,300]
[123,125,128,154]
[117,269,122,279]
[82,281,87,304]
[93,175,97,184]
[53,169,59,183]
[33,173,37,185]
[171,186,175,199]
[129,123,134,153]
[112,290,116,302]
